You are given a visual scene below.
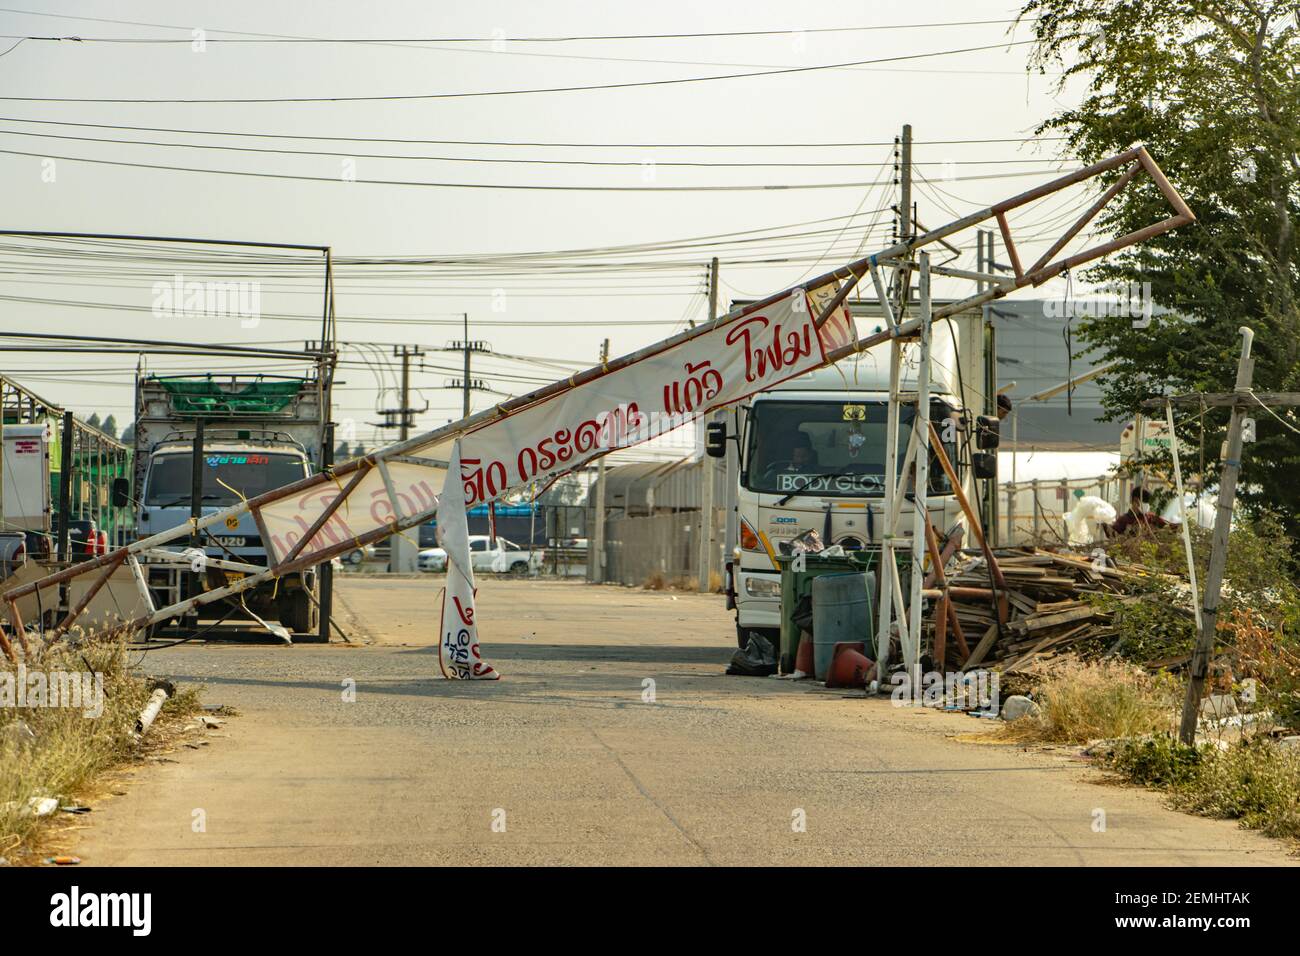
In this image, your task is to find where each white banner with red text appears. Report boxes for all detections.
[255,280,853,564]
[447,282,854,507]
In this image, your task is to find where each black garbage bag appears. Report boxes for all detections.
[726,631,777,676]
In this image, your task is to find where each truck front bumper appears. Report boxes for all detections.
[734,567,782,630]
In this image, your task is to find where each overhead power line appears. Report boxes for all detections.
[0,127,1071,168]
[0,145,1069,191]
[0,8,1033,43]
[0,39,1038,103]
[0,116,1067,148]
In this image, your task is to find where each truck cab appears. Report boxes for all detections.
[138,438,311,558]
[725,319,983,649]
[128,374,330,638]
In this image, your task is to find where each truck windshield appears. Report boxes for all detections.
[144,452,308,506]
[744,400,955,498]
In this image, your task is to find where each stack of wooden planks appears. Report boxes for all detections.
[940,548,1133,672]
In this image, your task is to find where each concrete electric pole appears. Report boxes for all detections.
[388,344,425,572]
[591,338,611,585]
[698,258,720,593]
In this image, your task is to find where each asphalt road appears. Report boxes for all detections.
[75,576,1296,866]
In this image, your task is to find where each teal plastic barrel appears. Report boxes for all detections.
[812,572,874,681]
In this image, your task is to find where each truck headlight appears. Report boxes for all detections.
[744,576,781,597]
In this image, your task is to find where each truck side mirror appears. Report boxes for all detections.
[975,415,1001,449]
[704,421,728,458]
[972,452,997,480]
[111,476,131,509]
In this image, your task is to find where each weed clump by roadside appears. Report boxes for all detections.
[1105,735,1300,842]
[995,658,1179,744]
[0,637,200,863]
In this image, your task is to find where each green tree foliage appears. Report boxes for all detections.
[1021,1,1300,527]
[100,414,117,440]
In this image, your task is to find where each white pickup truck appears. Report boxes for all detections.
[419,535,545,575]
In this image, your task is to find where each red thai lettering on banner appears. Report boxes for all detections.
[367,477,439,527]
[405,479,438,516]
[368,487,395,527]
[724,314,815,383]
[453,594,474,626]
[662,360,724,416]
[516,402,644,488]
[271,488,360,558]
[461,457,506,506]
[554,429,573,465]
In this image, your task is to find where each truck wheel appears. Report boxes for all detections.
[346,548,364,565]
[508,561,528,575]
[279,590,315,636]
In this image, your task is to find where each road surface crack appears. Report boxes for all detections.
[589,728,713,866]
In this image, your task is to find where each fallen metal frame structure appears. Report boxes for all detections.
[0,145,1193,663]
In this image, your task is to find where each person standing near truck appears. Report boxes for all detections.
[1109,487,1172,536]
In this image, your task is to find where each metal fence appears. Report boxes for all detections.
[1001,474,1122,546]
[601,507,724,587]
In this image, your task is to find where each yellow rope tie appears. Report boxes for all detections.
[214,477,249,520]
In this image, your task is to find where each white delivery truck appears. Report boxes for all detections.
[713,312,993,649]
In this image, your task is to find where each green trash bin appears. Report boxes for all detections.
[775,550,878,674]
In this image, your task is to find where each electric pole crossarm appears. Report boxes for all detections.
[1143,392,1300,409]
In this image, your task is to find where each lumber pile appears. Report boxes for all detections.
[938,547,1133,672]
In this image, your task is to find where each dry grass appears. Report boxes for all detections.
[995,658,1179,745]
[1170,740,1300,840]
[0,636,200,863]
[641,572,705,592]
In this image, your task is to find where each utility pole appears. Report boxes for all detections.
[698,258,720,593]
[900,123,912,243]
[977,228,1004,544]
[1144,330,1300,742]
[393,345,424,441]
[461,313,470,418]
[1177,327,1254,744]
[445,316,491,420]
[591,338,611,585]
[892,124,914,316]
[389,345,424,573]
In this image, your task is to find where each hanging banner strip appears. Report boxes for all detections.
[448,280,855,508]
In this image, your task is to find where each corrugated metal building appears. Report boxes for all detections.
[587,456,729,517]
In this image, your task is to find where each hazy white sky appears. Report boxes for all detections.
[0,1,1100,447]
